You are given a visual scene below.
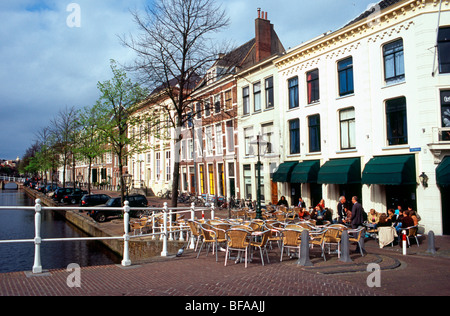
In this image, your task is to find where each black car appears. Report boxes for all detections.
[53,188,85,203]
[62,189,88,204]
[88,194,148,222]
[80,194,111,207]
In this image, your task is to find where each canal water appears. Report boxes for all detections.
[0,190,120,273]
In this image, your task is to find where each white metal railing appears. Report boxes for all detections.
[0,176,26,182]
[0,199,215,274]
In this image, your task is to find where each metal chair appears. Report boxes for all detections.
[280,229,302,261]
[224,228,251,268]
[250,229,272,266]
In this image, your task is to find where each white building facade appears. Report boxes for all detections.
[271,0,450,235]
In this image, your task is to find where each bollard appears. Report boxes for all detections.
[339,230,353,263]
[426,230,437,255]
[297,230,313,267]
[168,208,174,241]
[189,202,196,250]
[32,199,43,274]
[402,230,407,255]
[121,201,131,267]
[161,202,168,257]
[211,204,215,220]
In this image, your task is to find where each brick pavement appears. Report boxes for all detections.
[1,236,450,298]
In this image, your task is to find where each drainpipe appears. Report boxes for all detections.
[432,0,443,77]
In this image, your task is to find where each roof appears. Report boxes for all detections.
[344,0,404,28]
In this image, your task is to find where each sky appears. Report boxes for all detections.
[0,0,379,160]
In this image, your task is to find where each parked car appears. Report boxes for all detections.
[44,184,59,194]
[62,189,88,205]
[88,194,148,222]
[53,188,85,203]
[80,194,111,207]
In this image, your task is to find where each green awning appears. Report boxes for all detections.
[437,156,450,187]
[290,160,320,183]
[362,154,416,185]
[272,161,298,183]
[317,158,361,184]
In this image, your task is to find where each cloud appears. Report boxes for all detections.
[0,0,377,159]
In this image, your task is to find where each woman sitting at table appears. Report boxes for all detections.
[277,196,289,208]
[311,205,327,225]
[297,207,310,220]
[377,213,392,227]
[368,209,381,225]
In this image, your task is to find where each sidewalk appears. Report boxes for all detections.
[1,234,449,297]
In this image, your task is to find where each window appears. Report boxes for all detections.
[226,120,235,152]
[308,114,321,153]
[386,97,408,145]
[243,86,250,115]
[339,107,356,149]
[188,139,194,160]
[243,165,252,199]
[440,90,450,141]
[208,164,215,195]
[289,119,300,154]
[199,164,205,194]
[265,76,274,109]
[165,151,171,181]
[438,27,450,74]
[288,77,299,109]
[307,69,320,104]
[262,123,274,154]
[196,128,203,157]
[215,123,223,155]
[214,95,221,113]
[254,82,261,112]
[338,57,354,96]
[196,102,202,119]
[205,100,210,117]
[156,152,161,181]
[383,39,405,83]
[244,127,254,156]
[205,126,213,156]
[225,90,232,110]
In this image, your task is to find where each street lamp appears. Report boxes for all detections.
[122,171,133,200]
[249,134,268,220]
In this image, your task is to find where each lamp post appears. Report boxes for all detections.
[249,135,268,220]
[122,171,133,201]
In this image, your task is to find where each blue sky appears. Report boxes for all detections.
[0,0,378,160]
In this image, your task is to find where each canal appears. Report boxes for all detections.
[0,189,120,273]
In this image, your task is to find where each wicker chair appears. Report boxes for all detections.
[310,228,327,261]
[265,222,284,249]
[196,224,227,262]
[348,226,366,256]
[280,229,302,261]
[324,227,342,258]
[224,229,251,268]
[250,229,272,266]
[187,220,202,251]
[130,220,145,236]
[402,225,420,247]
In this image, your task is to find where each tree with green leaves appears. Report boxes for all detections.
[94,59,149,204]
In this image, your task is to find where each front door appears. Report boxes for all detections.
[271,180,278,205]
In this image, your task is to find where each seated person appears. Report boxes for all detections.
[297,197,306,208]
[311,205,327,225]
[297,207,310,220]
[342,208,352,226]
[377,213,392,227]
[401,211,415,229]
[367,209,380,226]
[277,196,289,208]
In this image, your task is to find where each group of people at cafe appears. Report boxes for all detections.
[276,195,420,238]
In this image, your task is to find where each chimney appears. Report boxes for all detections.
[255,8,272,62]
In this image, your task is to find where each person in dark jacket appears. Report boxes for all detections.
[350,196,364,229]
[277,196,289,208]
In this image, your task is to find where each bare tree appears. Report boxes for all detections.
[121,0,230,207]
[50,106,80,188]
